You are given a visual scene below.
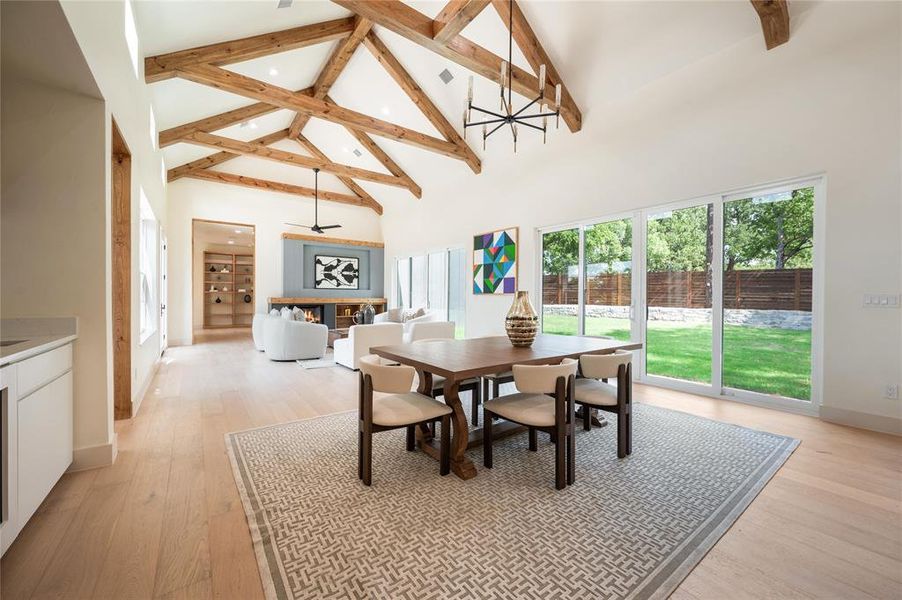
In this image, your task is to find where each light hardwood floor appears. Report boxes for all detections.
[2,329,900,599]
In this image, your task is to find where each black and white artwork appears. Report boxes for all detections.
[314,255,359,289]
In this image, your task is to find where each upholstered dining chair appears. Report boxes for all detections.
[482,358,578,490]
[358,355,452,486]
[574,350,633,458]
[477,371,514,426]
[411,339,482,421]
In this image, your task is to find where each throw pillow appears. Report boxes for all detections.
[291,307,304,321]
[413,307,427,319]
[386,307,403,323]
[269,309,279,317]
[280,307,292,320]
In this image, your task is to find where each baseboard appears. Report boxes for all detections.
[131,357,161,418]
[167,337,192,346]
[820,406,902,436]
[69,434,118,471]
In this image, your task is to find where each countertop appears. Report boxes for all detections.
[0,334,77,366]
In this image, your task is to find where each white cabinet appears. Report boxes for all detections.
[0,342,73,556]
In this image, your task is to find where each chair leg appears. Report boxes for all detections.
[362,429,373,486]
[626,409,632,455]
[617,408,627,459]
[471,385,480,427]
[439,416,450,475]
[357,429,363,480]
[567,424,575,486]
[482,378,490,403]
[493,379,500,399]
[583,404,592,431]
[483,408,493,468]
[406,425,415,451]
[528,427,537,451]
[555,425,566,490]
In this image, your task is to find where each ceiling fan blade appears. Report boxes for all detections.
[284,222,314,229]
[318,225,342,230]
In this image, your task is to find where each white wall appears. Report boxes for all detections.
[380,2,901,428]
[60,0,170,417]
[167,179,382,345]
[1,77,111,460]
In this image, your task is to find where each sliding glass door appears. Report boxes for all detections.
[537,176,819,412]
[722,185,814,400]
[540,228,580,335]
[644,204,714,384]
[584,219,633,340]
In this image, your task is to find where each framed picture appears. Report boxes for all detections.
[473,227,518,294]
[315,255,359,289]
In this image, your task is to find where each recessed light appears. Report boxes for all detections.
[240,120,258,129]
[381,106,390,115]
[234,229,242,234]
[352,149,363,157]
[439,68,454,84]
[269,67,279,77]
[228,240,235,245]
[342,146,349,153]
[249,121,258,129]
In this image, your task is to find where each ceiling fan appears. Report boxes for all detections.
[284,168,341,234]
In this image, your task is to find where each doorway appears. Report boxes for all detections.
[191,219,256,333]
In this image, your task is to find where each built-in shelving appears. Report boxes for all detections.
[203,251,255,329]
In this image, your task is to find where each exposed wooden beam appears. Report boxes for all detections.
[186,169,382,214]
[491,0,573,125]
[179,130,410,190]
[362,31,481,173]
[159,87,313,148]
[145,17,355,83]
[167,130,288,182]
[293,134,383,212]
[332,0,582,132]
[433,0,491,44]
[288,17,372,139]
[750,0,790,50]
[331,104,422,199]
[175,64,469,163]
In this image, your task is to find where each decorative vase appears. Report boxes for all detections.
[353,304,375,325]
[505,291,538,347]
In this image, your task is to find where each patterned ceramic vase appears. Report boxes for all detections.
[505,291,538,347]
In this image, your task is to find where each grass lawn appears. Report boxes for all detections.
[541,313,811,400]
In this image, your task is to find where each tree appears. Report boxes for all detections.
[724,187,814,270]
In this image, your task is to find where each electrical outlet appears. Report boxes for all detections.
[886,384,899,400]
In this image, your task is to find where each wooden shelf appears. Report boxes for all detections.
[203,250,254,329]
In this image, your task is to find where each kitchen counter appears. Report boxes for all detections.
[0,317,78,366]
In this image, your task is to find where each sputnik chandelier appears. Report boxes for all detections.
[463,0,562,152]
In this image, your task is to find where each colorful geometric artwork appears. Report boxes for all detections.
[473,227,518,294]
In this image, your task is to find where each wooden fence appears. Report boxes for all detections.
[542,268,812,311]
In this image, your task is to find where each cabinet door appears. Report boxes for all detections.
[17,371,73,525]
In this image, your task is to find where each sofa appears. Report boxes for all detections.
[374,308,440,342]
[260,314,328,361]
[333,322,403,370]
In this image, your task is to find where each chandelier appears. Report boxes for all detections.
[463,0,562,152]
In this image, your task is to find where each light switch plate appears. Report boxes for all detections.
[863,293,900,308]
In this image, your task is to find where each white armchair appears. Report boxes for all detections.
[252,314,267,351]
[406,321,455,343]
[263,317,328,361]
[374,309,441,338]
[333,323,403,370]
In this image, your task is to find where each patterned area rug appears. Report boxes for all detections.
[226,404,798,600]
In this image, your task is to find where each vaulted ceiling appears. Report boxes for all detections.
[138,0,788,218]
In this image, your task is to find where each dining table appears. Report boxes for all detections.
[370,334,643,480]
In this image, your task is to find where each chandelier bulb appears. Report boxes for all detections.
[467,75,473,103]
[500,60,508,91]
[554,83,562,110]
[538,64,546,95]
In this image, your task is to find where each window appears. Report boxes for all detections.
[393,248,467,337]
[139,192,158,343]
[537,176,821,412]
[124,0,140,79]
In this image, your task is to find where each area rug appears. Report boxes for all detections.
[226,404,798,600]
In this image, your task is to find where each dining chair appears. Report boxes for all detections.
[476,371,514,426]
[482,358,578,490]
[358,354,452,486]
[411,338,482,429]
[574,350,633,458]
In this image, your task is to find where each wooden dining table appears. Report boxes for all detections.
[371,334,643,480]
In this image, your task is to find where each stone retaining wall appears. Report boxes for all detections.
[542,304,811,330]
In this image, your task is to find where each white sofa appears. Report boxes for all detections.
[333,322,403,370]
[406,321,455,343]
[262,316,328,361]
[374,308,440,340]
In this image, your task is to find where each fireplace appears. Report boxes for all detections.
[296,304,323,324]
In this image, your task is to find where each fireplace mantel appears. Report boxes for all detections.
[269,297,386,305]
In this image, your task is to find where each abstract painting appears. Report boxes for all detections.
[473,227,517,294]
[314,255,359,289]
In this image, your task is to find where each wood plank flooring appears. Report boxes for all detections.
[2,329,900,599]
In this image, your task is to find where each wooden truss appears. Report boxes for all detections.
[149,1,784,214]
[147,1,583,214]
